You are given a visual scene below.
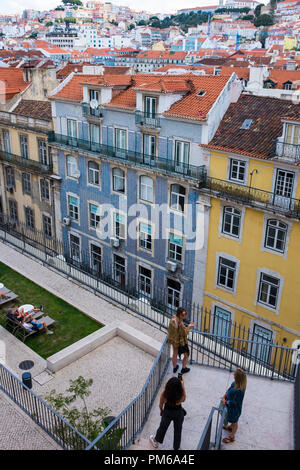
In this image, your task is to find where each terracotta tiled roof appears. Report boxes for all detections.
[220,66,250,81]
[12,100,52,121]
[163,75,230,121]
[50,74,96,102]
[268,69,300,89]
[0,68,30,100]
[204,94,300,159]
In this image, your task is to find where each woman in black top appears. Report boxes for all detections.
[150,376,186,450]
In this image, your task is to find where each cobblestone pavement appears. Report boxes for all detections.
[0,390,61,450]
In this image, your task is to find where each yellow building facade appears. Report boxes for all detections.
[199,95,300,352]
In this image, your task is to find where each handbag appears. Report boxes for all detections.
[218,398,228,426]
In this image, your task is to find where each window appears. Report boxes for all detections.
[112,168,125,193]
[2,129,11,153]
[175,141,190,167]
[113,212,126,239]
[139,222,152,251]
[170,184,186,212]
[143,134,156,158]
[9,199,18,222]
[138,266,152,297]
[222,207,241,238]
[6,167,15,188]
[24,206,35,230]
[90,124,100,144]
[144,96,157,117]
[168,233,183,263]
[22,173,31,195]
[88,161,100,186]
[265,220,287,253]
[166,278,181,310]
[284,82,293,91]
[89,203,101,229]
[91,244,102,276]
[67,119,77,138]
[38,139,48,165]
[20,135,29,159]
[40,179,50,201]
[113,254,126,286]
[66,155,79,178]
[139,175,153,202]
[68,195,79,221]
[217,257,236,291]
[69,234,80,263]
[258,273,280,309]
[43,215,52,238]
[274,169,294,199]
[240,119,252,130]
[115,128,126,150]
[285,124,300,145]
[229,159,246,183]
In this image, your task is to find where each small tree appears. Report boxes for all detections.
[44,376,124,447]
[254,13,274,27]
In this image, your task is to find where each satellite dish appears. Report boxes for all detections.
[90,99,99,109]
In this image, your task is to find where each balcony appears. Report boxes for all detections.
[135,111,161,130]
[271,139,300,163]
[82,103,103,121]
[0,111,52,132]
[0,150,53,174]
[48,132,206,182]
[199,176,300,219]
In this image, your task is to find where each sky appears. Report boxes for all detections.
[0,0,227,15]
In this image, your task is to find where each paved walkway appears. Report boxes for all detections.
[130,361,294,451]
[0,241,295,451]
[0,390,61,450]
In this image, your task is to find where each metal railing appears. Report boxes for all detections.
[48,132,207,181]
[0,362,91,450]
[82,103,103,119]
[200,176,300,219]
[197,406,226,450]
[0,211,298,372]
[85,336,171,450]
[0,150,53,174]
[295,365,300,450]
[189,329,298,382]
[272,139,300,163]
[135,110,161,129]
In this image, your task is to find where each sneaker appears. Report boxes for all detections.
[173,365,179,373]
[46,330,54,335]
[149,435,159,449]
[181,367,190,374]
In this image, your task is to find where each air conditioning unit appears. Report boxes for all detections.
[63,216,71,226]
[166,261,177,273]
[110,237,120,248]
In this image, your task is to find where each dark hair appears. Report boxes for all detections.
[176,307,187,319]
[163,377,184,406]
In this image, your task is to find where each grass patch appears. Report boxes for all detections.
[0,262,103,358]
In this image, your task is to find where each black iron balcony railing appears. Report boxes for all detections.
[271,139,300,163]
[82,102,103,119]
[0,150,53,174]
[135,110,161,129]
[48,132,207,182]
[200,176,300,218]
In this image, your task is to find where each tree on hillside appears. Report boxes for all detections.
[254,3,264,17]
[254,13,274,27]
[62,0,83,6]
